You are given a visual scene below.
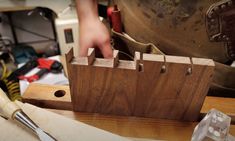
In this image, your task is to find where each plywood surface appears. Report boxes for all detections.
[0,101,133,141]
[65,48,214,121]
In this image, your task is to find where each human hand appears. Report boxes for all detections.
[79,18,113,58]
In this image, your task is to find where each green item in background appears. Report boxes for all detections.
[12,44,38,64]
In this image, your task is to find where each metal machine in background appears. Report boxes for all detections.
[55,4,79,57]
[0,0,79,56]
[0,0,78,100]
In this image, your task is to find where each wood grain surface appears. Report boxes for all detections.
[65,48,214,121]
[201,96,235,120]
[22,84,235,140]
[67,48,140,116]
[22,83,235,121]
[48,108,235,141]
[23,84,72,110]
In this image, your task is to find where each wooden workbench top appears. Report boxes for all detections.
[23,83,235,120]
[48,108,235,141]
[23,83,235,140]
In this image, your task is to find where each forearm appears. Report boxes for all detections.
[76,0,98,22]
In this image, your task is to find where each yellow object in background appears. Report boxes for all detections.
[0,60,21,101]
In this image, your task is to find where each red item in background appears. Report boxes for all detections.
[37,58,54,70]
[107,6,114,26]
[111,5,122,33]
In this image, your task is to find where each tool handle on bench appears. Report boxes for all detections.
[0,88,20,119]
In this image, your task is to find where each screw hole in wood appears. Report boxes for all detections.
[54,90,66,97]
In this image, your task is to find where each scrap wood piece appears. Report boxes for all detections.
[23,83,72,110]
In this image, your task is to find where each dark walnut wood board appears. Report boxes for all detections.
[64,48,214,121]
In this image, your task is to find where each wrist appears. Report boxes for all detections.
[76,0,99,23]
[79,14,99,24]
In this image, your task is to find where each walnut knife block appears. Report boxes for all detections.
[65,48,214,121]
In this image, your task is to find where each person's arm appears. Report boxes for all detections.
[76,0,113,58]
